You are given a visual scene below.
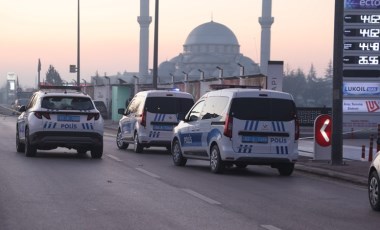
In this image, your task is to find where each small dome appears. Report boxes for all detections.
[184,21,239,46]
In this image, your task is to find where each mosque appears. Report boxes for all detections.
[90,0,281,120]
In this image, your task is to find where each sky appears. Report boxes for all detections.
[1,0,334,88]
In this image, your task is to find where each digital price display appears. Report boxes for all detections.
[344,28,380,37]
[344,42,380,51]
[344,14,380,23]
[344,1,380,80]
[343,56,380,65]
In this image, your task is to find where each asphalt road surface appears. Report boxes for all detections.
[0,115,378,230]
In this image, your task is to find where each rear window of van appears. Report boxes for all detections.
[229,98,296,121]
[145,97,194,114]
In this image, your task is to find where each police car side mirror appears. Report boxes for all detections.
[19,105,26,112]
[118,108,126,115]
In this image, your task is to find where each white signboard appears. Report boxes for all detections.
[343,99,380,113]
[343,82,380,95]
[267,61,283,91]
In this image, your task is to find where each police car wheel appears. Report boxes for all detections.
[25,128,37,157]
[16,128,25,153]
[277,163,294,176]
[172,139,187,166]
[116,128,129,149]
[134,133,143,153]
[91,144,103,159]
[369,170,380,211]
[210,145,224,174]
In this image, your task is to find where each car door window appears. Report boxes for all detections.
[187,100,205,122]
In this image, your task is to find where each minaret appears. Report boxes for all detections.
[259,0,274,75]
[138,0,152,79]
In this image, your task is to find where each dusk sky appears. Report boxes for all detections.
[1,0,334,88]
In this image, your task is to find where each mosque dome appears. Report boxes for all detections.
[184,21,239,46]
[157,21,259,83]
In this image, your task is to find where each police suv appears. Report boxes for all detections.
[16,86,104,158]
[117,90,194,153]
[171,88,299,175]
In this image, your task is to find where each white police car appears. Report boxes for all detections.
[171,88,299,175]
[369,152,380,211]
[117,90,194,153]
[16,86,104,158]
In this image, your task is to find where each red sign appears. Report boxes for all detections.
[314,114,332,147]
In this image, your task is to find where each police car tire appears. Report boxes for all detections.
[91,145,103,159]
[134,133,143,153]
[25,128,37,157]
[116,128,129,149]
[172,139,187,166]
[369,170,380,211]
[277,163,294,176]
[210,145,224,174]
[16,128,25,153]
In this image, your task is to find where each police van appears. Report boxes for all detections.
[171,88,299,175]
[117,90,194,153]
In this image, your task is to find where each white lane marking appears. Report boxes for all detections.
[260,225,282,230]
[107,154,123,162]
[135,167,161,179]
[182,188,221,205]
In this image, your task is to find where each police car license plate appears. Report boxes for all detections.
[242,136,268,143]
[58,115,80,122]
[153,125,173,131]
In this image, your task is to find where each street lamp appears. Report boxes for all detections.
[77,0,80,87]
[198,69,204,81]
[182,71,188,82]
[237,63,245,76]
[216,66,223,78]
[133,75,139,95]
[104,76,111,118]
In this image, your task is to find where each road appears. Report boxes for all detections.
[0,115,378,230]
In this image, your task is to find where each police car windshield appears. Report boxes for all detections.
[145,97,194,114]
[41,96,94,110]
[230,98,296,121]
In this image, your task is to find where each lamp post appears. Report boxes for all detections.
[216,66,223,78]
[81,79,87,93]
[237,63,245,76]
[104,76,111,118]
[133,75,139,95]
[198,69,204,81]
[152,0,159,89]
[77,0,80,87]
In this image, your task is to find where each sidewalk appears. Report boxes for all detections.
[104,120,371,186]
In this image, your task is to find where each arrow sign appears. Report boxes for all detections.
[315,114,332,147]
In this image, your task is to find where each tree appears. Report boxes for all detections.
[324,60,333,79]
[45,65,63,85]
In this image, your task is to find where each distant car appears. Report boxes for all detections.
[368,152,380,211]
[16,86,104,158]
[93,100,108,119]
[12,98,30,111]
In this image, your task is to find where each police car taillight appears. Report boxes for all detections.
[223,115,233,138]
[87,113,100,121]
[34,112,50,120]
[141,110,146,127]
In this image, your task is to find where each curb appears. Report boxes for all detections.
[295,164,367,186]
